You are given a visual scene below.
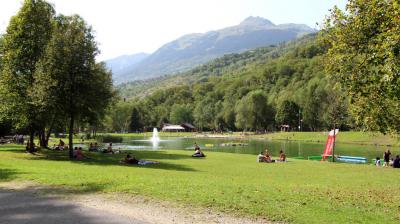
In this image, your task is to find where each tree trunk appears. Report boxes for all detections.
[39,130,46,148]
[29,130,35,153]
[44,128,51,148]
[68,113,74,159]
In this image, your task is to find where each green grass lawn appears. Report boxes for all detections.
[1,144,399,223]
[261,131,400,146]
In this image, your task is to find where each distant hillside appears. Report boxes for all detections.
[114,33,352,132]
[114,17,316,83]
[105,52,149,80]
[117,33,318,99]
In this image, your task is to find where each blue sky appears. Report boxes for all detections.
[0,0,347,61]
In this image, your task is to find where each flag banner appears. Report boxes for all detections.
[322,129,339,160]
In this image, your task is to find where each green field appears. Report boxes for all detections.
[1,144,399,223]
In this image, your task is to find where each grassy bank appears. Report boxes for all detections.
[107,131,400,147]
[1,144,399,223]
[262,131,400,146]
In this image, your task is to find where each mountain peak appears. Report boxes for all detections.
[239,16,275,27]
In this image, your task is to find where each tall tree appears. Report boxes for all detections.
[0,0,55,150]
[106,102,132,133]
[235,90,274,131]
[33,15,114,158]
[169,104,193,124]
[275,100,300,130]
[321,0,400,133]
[129,106,143,132]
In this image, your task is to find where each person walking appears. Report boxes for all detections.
[383,150,391,167]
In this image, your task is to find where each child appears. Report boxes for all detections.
[375,157,381,167]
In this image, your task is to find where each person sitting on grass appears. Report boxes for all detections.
[279,150,286,162]
[258,151,266,162]
[88,142,98,152]
[73,147,78,158]
[51,144,60,151]
[103,142,114,154]
[59,139,65,150]
[75,147,90,160]
[375,157,381,167]
[25,140,37,153]
[265,153,274,163]
[393,155,400,168]
[192,146,205,157]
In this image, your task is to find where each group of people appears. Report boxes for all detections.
[13,134,25,144]
[375,150,400,168]
[88,142,99,151]
[73,147,89,160]
[258,149,286,163]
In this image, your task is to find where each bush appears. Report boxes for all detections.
[96,135,123,143]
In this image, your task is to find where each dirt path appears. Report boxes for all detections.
[0,182,271,224]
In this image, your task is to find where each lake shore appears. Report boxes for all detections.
[109,131,400,147]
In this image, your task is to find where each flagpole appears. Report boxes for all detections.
[332,124,336,162]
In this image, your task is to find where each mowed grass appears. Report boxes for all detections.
[1,144,399,223]
[262,131,400,146]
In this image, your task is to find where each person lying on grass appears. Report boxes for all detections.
[121,154,159,165]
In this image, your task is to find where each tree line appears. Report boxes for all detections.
[0,0,115,157]
[105,35,352,133]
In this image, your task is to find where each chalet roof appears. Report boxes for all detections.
[162,125,185,130]
[181,123,196,129]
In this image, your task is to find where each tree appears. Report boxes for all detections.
[169,104,193,124]
[321,0,400,133]
[235,90,274,131]
[33,15,114,158]
[0,0,55,151]
[129,106,143,132]
[107,102,132,133]
[301,79,326,131]
[275,100,300,130]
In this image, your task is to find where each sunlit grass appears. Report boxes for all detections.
[1,144,399,223]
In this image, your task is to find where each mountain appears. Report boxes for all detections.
[115,17,316,83]
[117,33,319,99]
[105,52,149,80]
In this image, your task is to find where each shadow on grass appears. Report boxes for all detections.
[0,144,26,153]
[23,150,197,172]
[0,168,20,182]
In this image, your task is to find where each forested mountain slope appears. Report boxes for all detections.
[114,34,352,132]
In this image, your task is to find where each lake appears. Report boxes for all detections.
[110,136,400,162]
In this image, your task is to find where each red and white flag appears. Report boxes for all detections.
[322,129,339,160]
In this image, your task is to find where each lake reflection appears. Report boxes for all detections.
[114,136,399,161]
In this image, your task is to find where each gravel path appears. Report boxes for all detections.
[0,182,270,224]
[0,188,145,224]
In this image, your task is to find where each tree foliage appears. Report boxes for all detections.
[0,0,55,148]
[33,14,114,156]
[320,0,400,133]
